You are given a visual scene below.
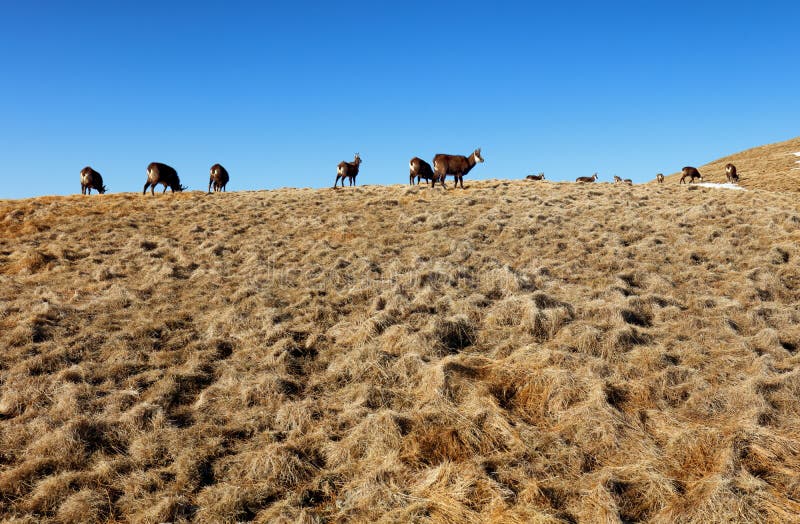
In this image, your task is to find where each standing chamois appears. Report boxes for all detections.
[409,157,435,185]
[526,172,545,181]
[432,148,484,189]
[334,154,361,188]
[143,162,186,195]
[679,166,703,184]
[656,173,665,184]
[576,173,599,183]
[208,163,230,193]
[725,163,739,183]
[79,166,107,194]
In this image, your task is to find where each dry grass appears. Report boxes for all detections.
[1,172,800,522]
[662,135,800,191]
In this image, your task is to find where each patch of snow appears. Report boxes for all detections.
[694,182,746,191]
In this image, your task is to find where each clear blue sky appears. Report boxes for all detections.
[1,1,798,198]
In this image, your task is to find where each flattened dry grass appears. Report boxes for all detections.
[1,179,800,522]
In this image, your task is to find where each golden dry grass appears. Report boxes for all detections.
[663,135,800,191]
[1,176,800,522]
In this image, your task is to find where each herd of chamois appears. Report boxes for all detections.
[76,148,740,195]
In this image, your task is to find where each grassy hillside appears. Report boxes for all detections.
[662,136,800,191]
[1,181,800,523]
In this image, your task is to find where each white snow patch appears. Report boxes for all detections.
[694,182,746,191]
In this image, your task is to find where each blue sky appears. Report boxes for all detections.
[1,1,798,198]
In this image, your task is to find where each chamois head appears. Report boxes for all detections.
[473,148,484,164]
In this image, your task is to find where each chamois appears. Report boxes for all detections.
[432,148,484,189]
[409,157,435,185]
[725,163,739,183]
[576,173,599,183]
[656,173,665,184]
[79,166,107,194]
[334,154,361,188]
[208,163,230,193]
[613,175,633,186]
[526,173,545,181]
[143,162,186,195]
[679,166,703,184]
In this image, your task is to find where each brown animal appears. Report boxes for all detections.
[79,166,107,194]
[576,173,599,183]
[679,166,703,184]
[623,178,633,185]
[432,148,484,189]
[725,163,738,183]
[656,173,664,184]
[334,153,361,188]
[409,157,435,185]
[143,162,186,195]
[208,163,230,193]
[526,172,545,181]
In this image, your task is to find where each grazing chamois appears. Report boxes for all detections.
[725,163,739,183]
[79,166,107,194]
[432,148,484,189]
[143,162,186,195]
[409,157,435,185]
[576,173,598,183]
[679,166,703,184]
[614,176,633,185]
[208,163,230,193]
[334,153,361,188]
[526,172,545,181]
[656,173,665,184]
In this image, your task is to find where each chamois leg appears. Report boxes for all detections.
[208,180,213,193]
[143,182,151,195]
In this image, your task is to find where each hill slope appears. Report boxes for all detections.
[663,135,800,191]
[2,181,800,522]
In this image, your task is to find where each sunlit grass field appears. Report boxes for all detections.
[1,171,799,522]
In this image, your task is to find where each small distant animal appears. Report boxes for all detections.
[623,178,633,185]
[613,175,633,185]
[334,153,361,188]
[409,157,435,185]
[576,173,599,183]
[725,163,738,183]
[679,166,703,184]
[143,162,186,194]
[432,148,484,189]
[208,163,230,193]
[656,173,665,184]
[79,166,107,194]
[526,172,545,181]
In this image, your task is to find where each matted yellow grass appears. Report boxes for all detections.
[1,180,799,522]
